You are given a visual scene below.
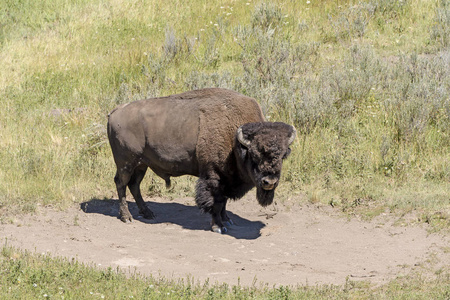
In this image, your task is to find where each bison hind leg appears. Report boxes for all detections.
[128,166,155,219]
[114,169,133,223]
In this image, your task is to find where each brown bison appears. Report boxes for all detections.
[107,88,296,233]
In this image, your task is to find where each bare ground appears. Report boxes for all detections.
[1,195,448,287]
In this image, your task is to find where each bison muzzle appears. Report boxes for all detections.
[107,88,296,234]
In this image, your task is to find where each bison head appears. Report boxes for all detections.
[236,122,296,206]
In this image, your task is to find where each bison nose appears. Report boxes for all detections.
[261,177,278,190]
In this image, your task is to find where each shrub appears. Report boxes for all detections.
[431,0,450,48]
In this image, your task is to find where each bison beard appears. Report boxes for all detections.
[256,187,275,207]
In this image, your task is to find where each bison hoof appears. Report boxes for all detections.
[140,209,155,219]
[211,225,227,234]
[223,219,234,227]
[120,215,133,223]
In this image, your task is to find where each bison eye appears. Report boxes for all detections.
[282,148,291,159]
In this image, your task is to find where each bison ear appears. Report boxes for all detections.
[288,126,297,145]
[237,126,252,148]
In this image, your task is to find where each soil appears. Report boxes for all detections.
[1,195,448,287]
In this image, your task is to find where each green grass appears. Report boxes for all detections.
[1,0,448,221]
[1,245,449,299]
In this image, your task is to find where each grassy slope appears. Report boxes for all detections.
[2,0,448,226]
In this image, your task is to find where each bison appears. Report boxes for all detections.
[107,88,296,233]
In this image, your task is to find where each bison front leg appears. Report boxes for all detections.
[221,201,233,227]
[211,200,228,234]
[196,177,228,234]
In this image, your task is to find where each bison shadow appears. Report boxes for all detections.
[80,198,265,240]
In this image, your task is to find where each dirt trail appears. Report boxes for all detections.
[2,196,448,287]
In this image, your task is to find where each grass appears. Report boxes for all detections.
[1,0,448,221]
[0,0,449,296]
[1,245,449,299]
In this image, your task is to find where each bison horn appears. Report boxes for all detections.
[237,126,251,148]
[288,126,297,145]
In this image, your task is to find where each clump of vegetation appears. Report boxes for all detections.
[431,0,450,48]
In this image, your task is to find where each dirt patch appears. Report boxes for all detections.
[1,196,448,287]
